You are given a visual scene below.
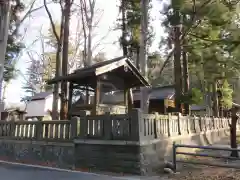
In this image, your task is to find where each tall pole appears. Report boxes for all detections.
[60,0,71,120]
[173,1,182,113]
[182,15,189,114]
[140,0,149,113]
[121,0,133,112]
[0,1,11,117]
[182,45,189,114]
[121,0,127,56]
[139,0,148,78]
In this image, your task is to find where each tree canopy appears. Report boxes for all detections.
[159,0,240,109]
[4,0,25,83]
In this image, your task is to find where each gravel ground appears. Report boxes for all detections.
[167,165,240,180]
[161,137,240,180]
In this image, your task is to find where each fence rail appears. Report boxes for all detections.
[0,109,232,141]
[79,113,131,140]
[141,113,230,141]
[172,143,240,172]
[0,120,73,141]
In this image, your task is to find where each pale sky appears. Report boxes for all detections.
[5,0,164,103]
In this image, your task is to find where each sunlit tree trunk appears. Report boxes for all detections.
[172,3,182,113]
[60,0,71,120]
[44,0,64,120]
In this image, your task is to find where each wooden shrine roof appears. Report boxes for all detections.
[48,56,150,90]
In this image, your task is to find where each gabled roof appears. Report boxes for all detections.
[31,92,52,101]
[47,56,150,90]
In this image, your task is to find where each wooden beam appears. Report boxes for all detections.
[95,59,126,76]
[127,89,133,113]
[126,64,150,87]
[86,85,90,104]
[68,83,73,119]
[93,78,101,115]
[100,74,124,82]
[72,85,94,92]
[124,88,128,110]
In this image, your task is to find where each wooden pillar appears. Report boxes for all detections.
[164,99,167,114]
[124,88,128,112]
[127,89,133,113]
[67,83,73,119]
[86,85,89,104]
[124,82,133,113]
[93,78,101,115]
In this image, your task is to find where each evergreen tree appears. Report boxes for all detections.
[161,0,240,105]
[160,0,240,156]
[4,0,25,83]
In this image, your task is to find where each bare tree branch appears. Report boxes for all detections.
[13,0,51,35]
[43,0,60,43]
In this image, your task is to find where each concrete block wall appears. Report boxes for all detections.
[0,140,74,169]
[140,129,230,175]
[0,112,234,176]
[74,128,231,175]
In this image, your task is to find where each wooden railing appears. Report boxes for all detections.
[140,113,231,141]
[0,109,233,142]
[79,113,130,140]
[0,120,75,141]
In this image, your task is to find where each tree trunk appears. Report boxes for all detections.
[2,82,8,102]
[0,2,11,103]
[230,107,238,157]
[87,24,92,65]
[212,80,219,117]
[52,44,62,120]
[182,15,189,115]
[60,0,71,120]
[121,0,127,56]
[139,0,149,113]
[44,0,64,120]
[173,9,182,113]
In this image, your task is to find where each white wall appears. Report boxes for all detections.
[26,95,60,117]
[44,95,60,113]
[26,99,46,117]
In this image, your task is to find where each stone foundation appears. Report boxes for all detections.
[75,128,230,175]
[0,139,74,169]
[74,142,141,174]
[0,129,231,175]
[140,129,230,175]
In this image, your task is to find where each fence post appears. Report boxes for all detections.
[172,142,177,172]
[71,116,79,139]
[154,112,158,138]
[177,113,181,135]
[199,116,202,132]
[167,113,171,137]
[204,116,207,131]
[220,117,223,128]
[79,111,87,138]
[10,121,16,138]
[103,112,112,140]
[186,115,190,134]
[192,116,196,133]
[212,116,215,129]
[35,121,43,140]
[129,109,141,141]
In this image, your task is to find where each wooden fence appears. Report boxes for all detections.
[78,113,131,140]
[0,109,232,141]
[0,120,74,141]
[140,113,231,141]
